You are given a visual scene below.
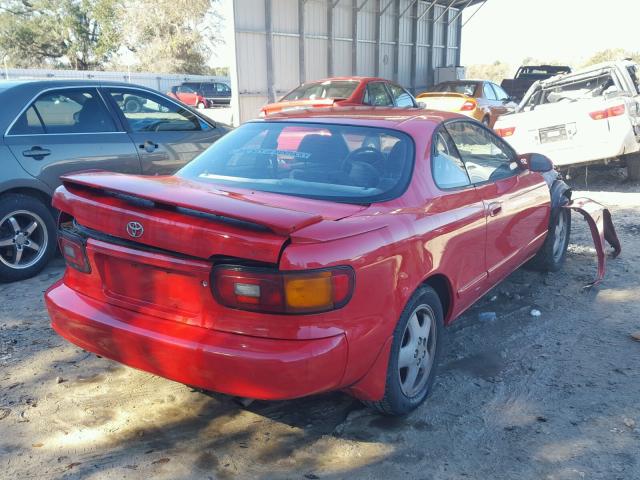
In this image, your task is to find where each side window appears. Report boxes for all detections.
[445,121,518,183]
[10,89,116,135]
[492,83,510,101]
[483,83,497,100]
[388,84,415,107]
[178,86,195,93]
[9,106,45,135]
[431,130,471,189]
[107,89,208,132]
[364,82,393,106]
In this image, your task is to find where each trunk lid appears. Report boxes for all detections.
[417,92,471,113]
[55,172,365,264]
[263,98,343,115]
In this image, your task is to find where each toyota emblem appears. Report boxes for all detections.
[126,221,144,238]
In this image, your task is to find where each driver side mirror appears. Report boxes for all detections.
[519,153,554,172]
[417,101,427,109]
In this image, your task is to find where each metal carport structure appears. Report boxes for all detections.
[229,0,486,124]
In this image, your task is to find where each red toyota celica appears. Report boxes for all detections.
[45,108,619,416]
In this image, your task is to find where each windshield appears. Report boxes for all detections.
[429,82,478,96]
[281,81,359,101]
[178,122,414,203]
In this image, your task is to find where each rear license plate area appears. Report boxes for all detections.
[540,125,568,144]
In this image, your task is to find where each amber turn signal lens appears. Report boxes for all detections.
[212,265,354,314]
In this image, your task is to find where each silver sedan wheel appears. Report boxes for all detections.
[552,210,568,262]
[398,304,437,398]
[0,210,48,270]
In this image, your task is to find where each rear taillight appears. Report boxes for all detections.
[212,265,354,314]
[589,104,625,120]
[496,126,516,137]
[460,99,477,111]
[59,233,91,273]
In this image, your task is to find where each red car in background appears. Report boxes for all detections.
[260,77,418,117]
[168,85,209,109]
[45,108,619,416]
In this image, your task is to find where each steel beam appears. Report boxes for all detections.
[264,0,275,102]
[426,2,435,87]
[352,0,358,75]
[462,0,487,27]
[327,0,334,76]
[374,0,381,76]
[393,0,400,82]
[433,0,456,23]
[441,5,449,67]
[298,0,306,84]
[417,0,437,22]
[410,0,418,93]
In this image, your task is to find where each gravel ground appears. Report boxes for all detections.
[1,168,639,480]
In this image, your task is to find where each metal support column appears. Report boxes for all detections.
[410,0,418,94]
[327,0,336,77]
[455,13,462,66]
[264,0,275,102]
[426,4,435,87]
[392,0,400,82]
[351,0,358,74]
[298,0,306,84]
[374,0,381,76]
[441,7,449,67]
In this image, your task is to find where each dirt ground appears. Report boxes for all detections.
[1,167,639,480]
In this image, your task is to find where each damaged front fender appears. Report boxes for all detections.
[563,198,621,288]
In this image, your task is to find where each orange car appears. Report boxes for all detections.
[417,80,518,128]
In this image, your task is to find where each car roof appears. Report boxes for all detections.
[253,106,463,131]
[0,79,157,91]
[299,76,387,84]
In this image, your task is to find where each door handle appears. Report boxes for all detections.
[22,146,51,160]
[139,141,159,153]
[487,202,503,217]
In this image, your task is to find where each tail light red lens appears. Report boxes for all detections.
[496,127,516,137]
[59,233,91,273]
[212,265,355,314]
[589,104,625,120]
[460,99,477,111]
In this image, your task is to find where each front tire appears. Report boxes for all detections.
[367,286,444,416]
[0,194,56,282]
[528,207,571,272]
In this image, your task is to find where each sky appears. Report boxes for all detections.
[461,0,640,66]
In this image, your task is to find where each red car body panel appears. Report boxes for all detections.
[46,108,602,402]
[261,77,387,116]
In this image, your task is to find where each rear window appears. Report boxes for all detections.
[429,82,478,96]
[178,122,414,204]
[281,81,359,101]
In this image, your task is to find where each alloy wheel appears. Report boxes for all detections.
[397,304,437,398]
[0,210,48,270]
[552,210,568,262]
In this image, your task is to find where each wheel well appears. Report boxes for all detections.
[1,187,52,209]
[422,274,453,323]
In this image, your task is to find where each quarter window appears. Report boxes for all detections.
[492,83,510,101]
[431,130,471,189]
[445,121,518,183]
[107,88,208,132]
[10,89,116,135]
[364,82,394,106]
[388,84,415,107]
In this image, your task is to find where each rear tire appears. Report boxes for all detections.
[366,286,444,416]
[626,152,640,181]
[527,207,571,272]
[0,194,56,282]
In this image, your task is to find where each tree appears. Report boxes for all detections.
[0,0,122,70]
[119,0,223,75]
[582,49,640,67]
[466,61,511,84]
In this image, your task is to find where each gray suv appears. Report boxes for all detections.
[0,80,229,282]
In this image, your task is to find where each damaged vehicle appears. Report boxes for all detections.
[494,60,640,180]
[45,109,620,416]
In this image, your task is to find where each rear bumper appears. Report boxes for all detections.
[46,281,348,400]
